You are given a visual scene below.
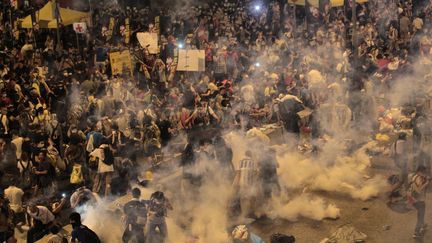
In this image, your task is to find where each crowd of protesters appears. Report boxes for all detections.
[1,0,432,242]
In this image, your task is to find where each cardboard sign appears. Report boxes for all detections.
[137,32,159,54]
[177,50,205,72]
[109,50,133,75]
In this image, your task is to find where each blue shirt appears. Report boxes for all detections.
[86,131,104,148]
[250,233,264,243]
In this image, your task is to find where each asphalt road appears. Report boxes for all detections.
[250,156,432,243]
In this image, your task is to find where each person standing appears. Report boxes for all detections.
[122,188,147,243]
[11,131,23,162]
[407,166,429,238]
[233,150,260,218]
[393,132,408,186]
[32,150,55,196]
[145,191,172,243]
[258,148,280,202]
[90,144,114,197]
[399,12,411,46]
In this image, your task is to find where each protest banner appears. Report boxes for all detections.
[177,50,205,72]
[109,50,133,76]
[137,32,159,54]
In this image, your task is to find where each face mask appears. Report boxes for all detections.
[71,222,80,228]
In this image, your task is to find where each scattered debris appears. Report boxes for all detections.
[322,224,367,243]
[382,225,391,231]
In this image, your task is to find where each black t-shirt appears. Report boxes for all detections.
[157,120,172,145]
[35,160,55,187]
[123,200,147,225]
[71,225,101,243]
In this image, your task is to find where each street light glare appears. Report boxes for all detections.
[254,5,261,11]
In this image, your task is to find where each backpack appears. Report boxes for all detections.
[406,174,426,205]
[70,164,84,185]
[49,121,60,141]
[148,199,166,218]
[47,145,66,171]
[270,233,296,243]
[19,160,32,189]
[103,146,114,166]
[86,133,95,153]
[48,163,57,178]
[88,155,99,170]
[124,201,147,225]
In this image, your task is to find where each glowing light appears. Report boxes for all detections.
[255,62,260,67]
[62,193,67,198]
[254,5,261,11]
[178,43,184,49]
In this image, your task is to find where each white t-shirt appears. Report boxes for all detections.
[90,147,114,173]
[12,136,24,160]
[17,160,30,173]
[70,188,97,208]
[4,186,24,213]
[27,206,55,225]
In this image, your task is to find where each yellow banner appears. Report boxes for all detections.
[107,17,115,41]
[109,50,133,76]
[125,18,130,44]
[155,16,160,35]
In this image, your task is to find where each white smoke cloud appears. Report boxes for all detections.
[268,194,340,221]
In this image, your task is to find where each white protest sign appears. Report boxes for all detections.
[177,49,205,72]
[137,32,159,54]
